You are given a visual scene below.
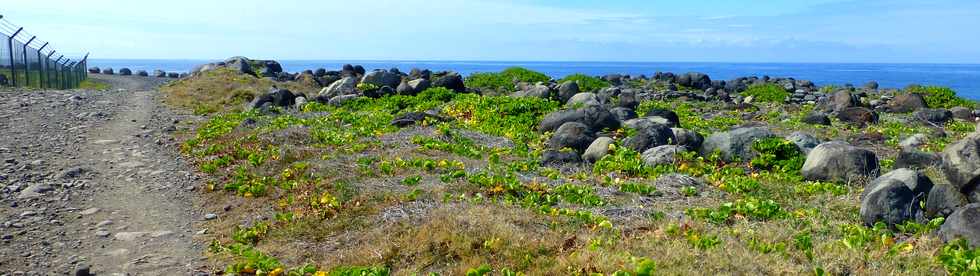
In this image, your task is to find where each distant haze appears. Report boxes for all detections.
[4,0,980,63]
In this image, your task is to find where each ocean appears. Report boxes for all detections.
[89,59,980,100]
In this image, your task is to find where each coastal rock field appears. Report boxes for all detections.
[5,56,980,275]
[146,57,980,275]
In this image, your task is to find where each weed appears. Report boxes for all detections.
[559,74,611,92]
[742,83,790,103]
[906,85,976,109]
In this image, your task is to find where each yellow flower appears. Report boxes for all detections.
[269,268,285,276]
[315,271,328,276]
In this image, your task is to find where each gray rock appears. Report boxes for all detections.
[863,168,933,200]
[154,70,166,78]
[17,183,52,199]
[582,137,614,163]
[204,213,218,220]
[609,107,638,122]
[101,68,114,75]
[831,90,858,111]
[895,149,941,169]
[671,128,704,151]
[432,72,465,92]
[136,70,148,77]
[914,108,953,125]
[514,83,552,99]
[802,141,880,182]
[541,150,582,165]
[940,203,980,247]
[361,70,402,89]
[643,109,680,127]
[557,81,580,103]
[888,93,927,113]
[802,111,831,126]
[327,94,360,107]
[899,134,929,150]
[926,184,968,218]
[700,127,774,162]
[642,145,687,167]
[836,107,879,125]
[248,88,296,110]
[539,106,620,133]
[623,123,675,153]
[319,77,358,99]
[951,106,975,121]
[860,178,918,226]
[224,56,254,75]
[118,68,132,76]
[548,122,595,153]
[942,132,980,191]
[786,132,820,154]
[566,93,600,107]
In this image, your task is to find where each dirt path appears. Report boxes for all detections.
[0,75,207,275]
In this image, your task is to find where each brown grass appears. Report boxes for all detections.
[161,68,319,114]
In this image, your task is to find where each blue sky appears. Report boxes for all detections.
[2,0,979,63]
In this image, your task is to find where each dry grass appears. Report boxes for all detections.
[161,68,319,114]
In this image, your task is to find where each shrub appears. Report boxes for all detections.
[905,85,976,109]
[742,83,790,103]
[465,67,551,93]
[559,74,610,92]
[750,137,805,174]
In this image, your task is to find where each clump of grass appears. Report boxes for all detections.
[750,137,805,175]
[465,67,551,93]
[905,85,976,109]
[742,83,790,103]
[559,74,610,92]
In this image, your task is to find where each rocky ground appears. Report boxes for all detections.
[0,75,207,275]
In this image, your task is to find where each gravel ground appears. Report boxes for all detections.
[0,75,208,275]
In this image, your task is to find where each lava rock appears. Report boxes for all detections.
[643,109,680,127]
[940,204,980,247]
[566,93,600,107]
[941,132,980,191]
[786,132,821,154]
[700,126,774,162]
[548,122,596,153]
[802,111,832,125]
[894,149,941,169]
[836,107,879,125]
[802,141,880,182]
[671,128,704,151]
[582,137,614,163]
[860,178,918,227]
[432,72,465,92]
[623,123,675,153]
[539,106,620,133]
[888,93,927,113]
[926,184,968,218]
[642,145,688,167]
[557,81,580,103]
[914,108,953,125]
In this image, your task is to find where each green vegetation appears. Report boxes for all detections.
[906,85,977,109]
[559,73,611,92]
[164,67,976,275]
[78,78,111,90]
[742,83,790,103]
[464,67,551,93]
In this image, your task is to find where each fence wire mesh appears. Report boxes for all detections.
[0,15,87,89]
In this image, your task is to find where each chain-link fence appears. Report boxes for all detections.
[0,15,87,89]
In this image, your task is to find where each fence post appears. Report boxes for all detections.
[22,36,36,87]
[46,51,56,89]
[53,55,63,89]
[61,59,70,89]
[36,43,48,89]
[7,27,23,86]
[68,61,76,88]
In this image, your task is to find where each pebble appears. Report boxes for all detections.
[204,213,217,220]
[79,208,100,215]
[94,230,110,238]
[96,220,114,227]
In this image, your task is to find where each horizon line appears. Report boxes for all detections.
[87,58,980,66]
